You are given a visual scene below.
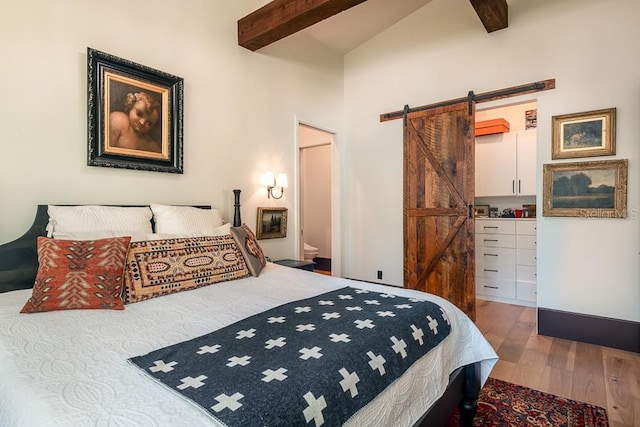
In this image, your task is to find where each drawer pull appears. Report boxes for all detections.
[484,285,499,289]
[483,226,498,229]
[484,253,498,257]
[483,239,498,242]
[484,269,498,273]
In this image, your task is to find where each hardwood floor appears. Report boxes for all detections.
[313,269,332,276]
[476,299,640,427]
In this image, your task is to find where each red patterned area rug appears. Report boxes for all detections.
[446,377,609,426]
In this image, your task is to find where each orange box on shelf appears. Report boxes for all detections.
[475,118,510,137]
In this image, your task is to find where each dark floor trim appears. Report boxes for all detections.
[538,307,639,353]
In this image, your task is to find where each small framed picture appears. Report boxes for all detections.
[475,205,490,217]
[256,207,288,239]
[543,159,628,218]
[552,108,615,159]
[525,109,537,129]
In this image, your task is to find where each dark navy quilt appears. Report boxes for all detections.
[128,287,451,426]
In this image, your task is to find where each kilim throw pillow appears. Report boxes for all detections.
[123,235,250,304]
[21,236,131,313]
[230,224,267,277]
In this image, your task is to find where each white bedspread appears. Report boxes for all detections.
[0,263,497,427]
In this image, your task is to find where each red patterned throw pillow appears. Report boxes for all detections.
[230,224,267,276]
[123,235,250,304]
[21,236,131,313]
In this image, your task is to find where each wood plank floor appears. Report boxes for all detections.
[476,299,640,427]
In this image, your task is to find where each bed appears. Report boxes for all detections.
[0,198,497,427]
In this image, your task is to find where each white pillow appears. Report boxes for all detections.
[150,204,224,236]
[52,224,231,242]
[47,205,153,236]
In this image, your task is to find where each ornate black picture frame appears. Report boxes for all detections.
[87,48,184,173]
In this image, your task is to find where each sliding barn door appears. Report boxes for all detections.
[403,101,476,320]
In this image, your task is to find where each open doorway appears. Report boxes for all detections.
[298,124,333,274]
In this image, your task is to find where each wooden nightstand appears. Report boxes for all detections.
[273,259,315,272]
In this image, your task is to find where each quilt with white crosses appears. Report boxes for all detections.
[128,286,451,426]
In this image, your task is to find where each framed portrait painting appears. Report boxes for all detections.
[256,207,288,239]
[551,108,615,159]
[87,48,184,173]
[542,159,628,218]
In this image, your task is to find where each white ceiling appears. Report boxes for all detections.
[299,0,436,54]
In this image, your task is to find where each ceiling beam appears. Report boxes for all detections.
[468,0,508,33]
[238,0,368,51]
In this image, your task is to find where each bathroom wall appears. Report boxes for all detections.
[299,126,332,260]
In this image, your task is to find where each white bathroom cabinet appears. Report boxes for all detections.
[475,129,536,197]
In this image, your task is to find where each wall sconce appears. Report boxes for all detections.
[264,172,288,199]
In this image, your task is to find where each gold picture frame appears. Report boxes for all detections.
[552,108,615,159]
[475,205,490,217]
[256,207,288,239]
[543,159,628,218]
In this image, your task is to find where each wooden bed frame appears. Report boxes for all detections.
[0,195,480,427]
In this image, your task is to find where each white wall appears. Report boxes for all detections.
[0,1,345,262]
[344,0,640,322]
[300,144,332,258]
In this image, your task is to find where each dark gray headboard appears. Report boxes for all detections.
[0,205,49,293]
[0,191,242,294]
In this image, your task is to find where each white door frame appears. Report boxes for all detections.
[294,117,341,276]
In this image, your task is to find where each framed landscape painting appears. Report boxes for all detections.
[551,108,615,159]
[543,159,628,218]
[87,48,184,173]
[256,207,288,239]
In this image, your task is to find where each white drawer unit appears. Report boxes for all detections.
[516,248,536,266]
[476,246,516,266]
[516,235,536,250]
[515,220,536,235]
[478,234,516,248]
[476,261,516,281]
[475,218,537,306]
[476,220,516,235]
[516,282,537,302]
[476,277,516,299]
[516,265,536,282]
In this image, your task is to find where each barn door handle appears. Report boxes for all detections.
[469,204,473,219]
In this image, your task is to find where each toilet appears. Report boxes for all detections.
[303,243,319,262]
